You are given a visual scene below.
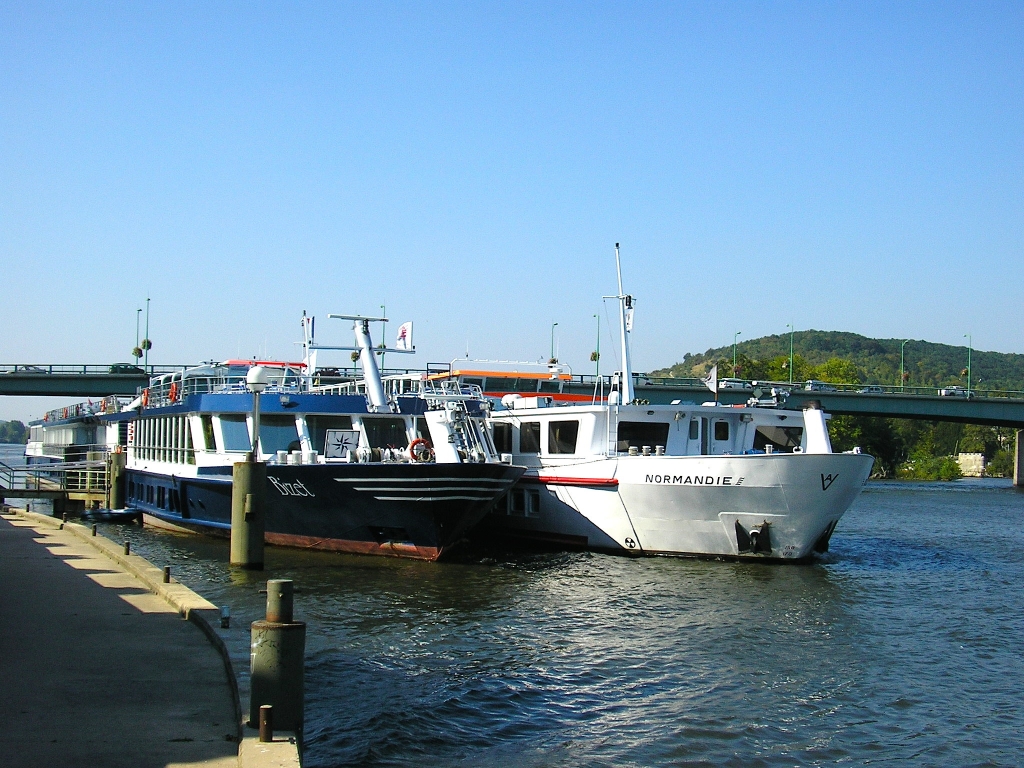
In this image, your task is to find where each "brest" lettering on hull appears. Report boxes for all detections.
[268,476,316,497]
[644,474,745,486]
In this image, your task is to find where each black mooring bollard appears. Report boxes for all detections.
[250,579,305,732]
[163,566,171,584]
[259,704,274,743]
[123,540,130,556]
[92,524,97,536]
[62,512,68,523]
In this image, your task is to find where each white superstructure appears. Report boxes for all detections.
[485,246,874,560]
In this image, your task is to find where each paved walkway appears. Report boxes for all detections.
[0,511,238,768]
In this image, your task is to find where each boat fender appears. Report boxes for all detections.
[168,382,179,403]
[141,388,150,407]
[409,438,433,463]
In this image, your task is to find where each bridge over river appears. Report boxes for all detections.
[3,364,1024,482]
[0,364,185,397]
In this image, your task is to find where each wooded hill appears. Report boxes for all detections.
[651,330,1024,392]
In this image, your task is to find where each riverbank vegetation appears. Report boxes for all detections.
[0,420,28,444]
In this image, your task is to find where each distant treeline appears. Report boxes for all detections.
[651,330,1024,392]
[0,420,28,444]
[651,331,1022,480]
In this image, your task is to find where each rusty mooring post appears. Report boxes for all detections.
[107,449,126,510]
[259,704,274,742]
[250,579,305,733]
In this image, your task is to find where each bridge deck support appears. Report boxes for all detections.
[1016,430,1024,488]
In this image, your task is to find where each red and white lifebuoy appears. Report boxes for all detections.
[408,437,433,463]
[168,382,179,403]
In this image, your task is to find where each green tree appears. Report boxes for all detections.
[812,357,862,384]
[0,420,28,444]
[828,416,906,478]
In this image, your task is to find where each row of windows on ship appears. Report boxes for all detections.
[129,412,803,465]
[492,418,802,456]
[129,413,423,464]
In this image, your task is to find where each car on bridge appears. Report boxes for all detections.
[803,380,837,392]
[718,378,753,390]
[858,385,885,394]
[108,364,146,375]
[938,386,970,397]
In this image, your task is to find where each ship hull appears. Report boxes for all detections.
[479,452,874,561]
[126,462,524,561]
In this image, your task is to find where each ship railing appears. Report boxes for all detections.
[141,373,305,408]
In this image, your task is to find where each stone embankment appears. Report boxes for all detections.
[0,506,300,768]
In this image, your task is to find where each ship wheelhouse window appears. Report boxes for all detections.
[306,416,354,455]
[363,417,409,449]
[689,419,699,441]
[539,380,562,393]
[219,415,251,452]
[617,421,671,452]
[754,426,803,452]
[487,377,534,393]
[519,422,540,453]
[492,422,512,454]
[259,415,300,455]
[548,420,580,454]
[714,421,730,442]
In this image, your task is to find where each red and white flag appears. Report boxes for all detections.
[396,321,414,351]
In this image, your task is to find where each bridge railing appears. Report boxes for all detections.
[1,456,109,494]
[0,364,187,376]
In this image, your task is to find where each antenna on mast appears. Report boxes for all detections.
[605,243,634,405]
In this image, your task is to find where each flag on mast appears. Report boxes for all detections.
[703,364,718,394]
[396,321,414,351]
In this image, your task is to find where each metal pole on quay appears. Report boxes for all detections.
[231,366,268,569]
[251,579,306,736]
[107,447,126,510]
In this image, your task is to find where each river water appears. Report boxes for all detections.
[3,444,1022,766]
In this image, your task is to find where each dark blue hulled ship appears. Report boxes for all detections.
[107,314,523,560]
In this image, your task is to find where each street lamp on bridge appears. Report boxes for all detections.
[550,322,559,363]
[900,339,910,391]
[964,333,972,397]
[733,331,742,376]
[786,324,794,384]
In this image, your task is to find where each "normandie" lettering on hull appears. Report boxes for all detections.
[645,475,744,486]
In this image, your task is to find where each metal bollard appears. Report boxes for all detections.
[250,579,305,732]
[62,513,68,523]
[220,605,231,629]
[123,540,130,556]
[259,704,273,743]
[92,524,97,536]
[266,579,293,623]
[163,566,171,584]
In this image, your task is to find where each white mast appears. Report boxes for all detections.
[329,315,389,409]
[610,243,634,405]
[300,311,317,389]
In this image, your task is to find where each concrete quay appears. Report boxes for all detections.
[0,507,300,768]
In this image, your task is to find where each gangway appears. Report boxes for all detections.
[0,456,110,513]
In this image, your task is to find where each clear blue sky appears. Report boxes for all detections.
[2,2,1021,421]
